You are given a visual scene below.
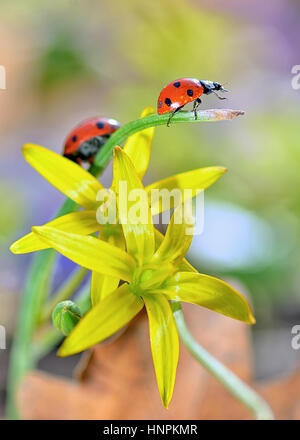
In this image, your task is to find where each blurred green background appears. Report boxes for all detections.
[1,0,300,416]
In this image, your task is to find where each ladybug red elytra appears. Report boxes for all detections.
[157,78,228,126]
[63,117,121,163]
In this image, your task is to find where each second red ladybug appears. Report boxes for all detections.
[63,117,121,163]
[157,78,228,126]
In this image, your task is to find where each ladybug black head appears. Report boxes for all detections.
[200,80,228,94]
[213,82,222,90]
[213,82,229,93]
[199,80,229,102]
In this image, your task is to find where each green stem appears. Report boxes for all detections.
[40,267,88,323]
[171,301,274,420]
[6,107,244,419]
[6,198,78,419]
[89,109,244,175]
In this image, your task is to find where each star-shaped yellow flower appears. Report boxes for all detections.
[30,147,255,408]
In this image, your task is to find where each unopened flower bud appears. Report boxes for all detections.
[52,300,81,336]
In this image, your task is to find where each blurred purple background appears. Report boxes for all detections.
[1,0,300,416]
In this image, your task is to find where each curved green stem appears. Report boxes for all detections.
[171,301,274,420]
[6,107,244,419]
[90,109,244,175]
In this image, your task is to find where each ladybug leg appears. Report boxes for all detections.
[211,90,227,100]
[193,98,202,120]
[167,113,173,127]
[167,105,184,127]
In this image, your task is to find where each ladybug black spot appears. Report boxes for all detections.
[72,135,77,142]
[173,81,181,88]
[96,122,104,129]
[164,98,172,106]
[187,89,194,97]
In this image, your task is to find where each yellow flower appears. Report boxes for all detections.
[30,147,255,408]
[10,106,225,304]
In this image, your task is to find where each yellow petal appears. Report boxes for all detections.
[178,257,198,273]
[154,228,197,273]
[147,166,227,216]
[143,294,179,408]
[123,106,155,180]
[153,203,194,266]
[161,272,255,324]
[113,147,155,264]
[23,144,104,210]
[91,226,125,305]
[32,226,136,282]
[58,284,144,356]
[10,211,99,254]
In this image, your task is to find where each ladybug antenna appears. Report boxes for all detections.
[221,82,229,92]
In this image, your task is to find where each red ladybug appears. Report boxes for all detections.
[63,117,121,163]
[157,78,228,126]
